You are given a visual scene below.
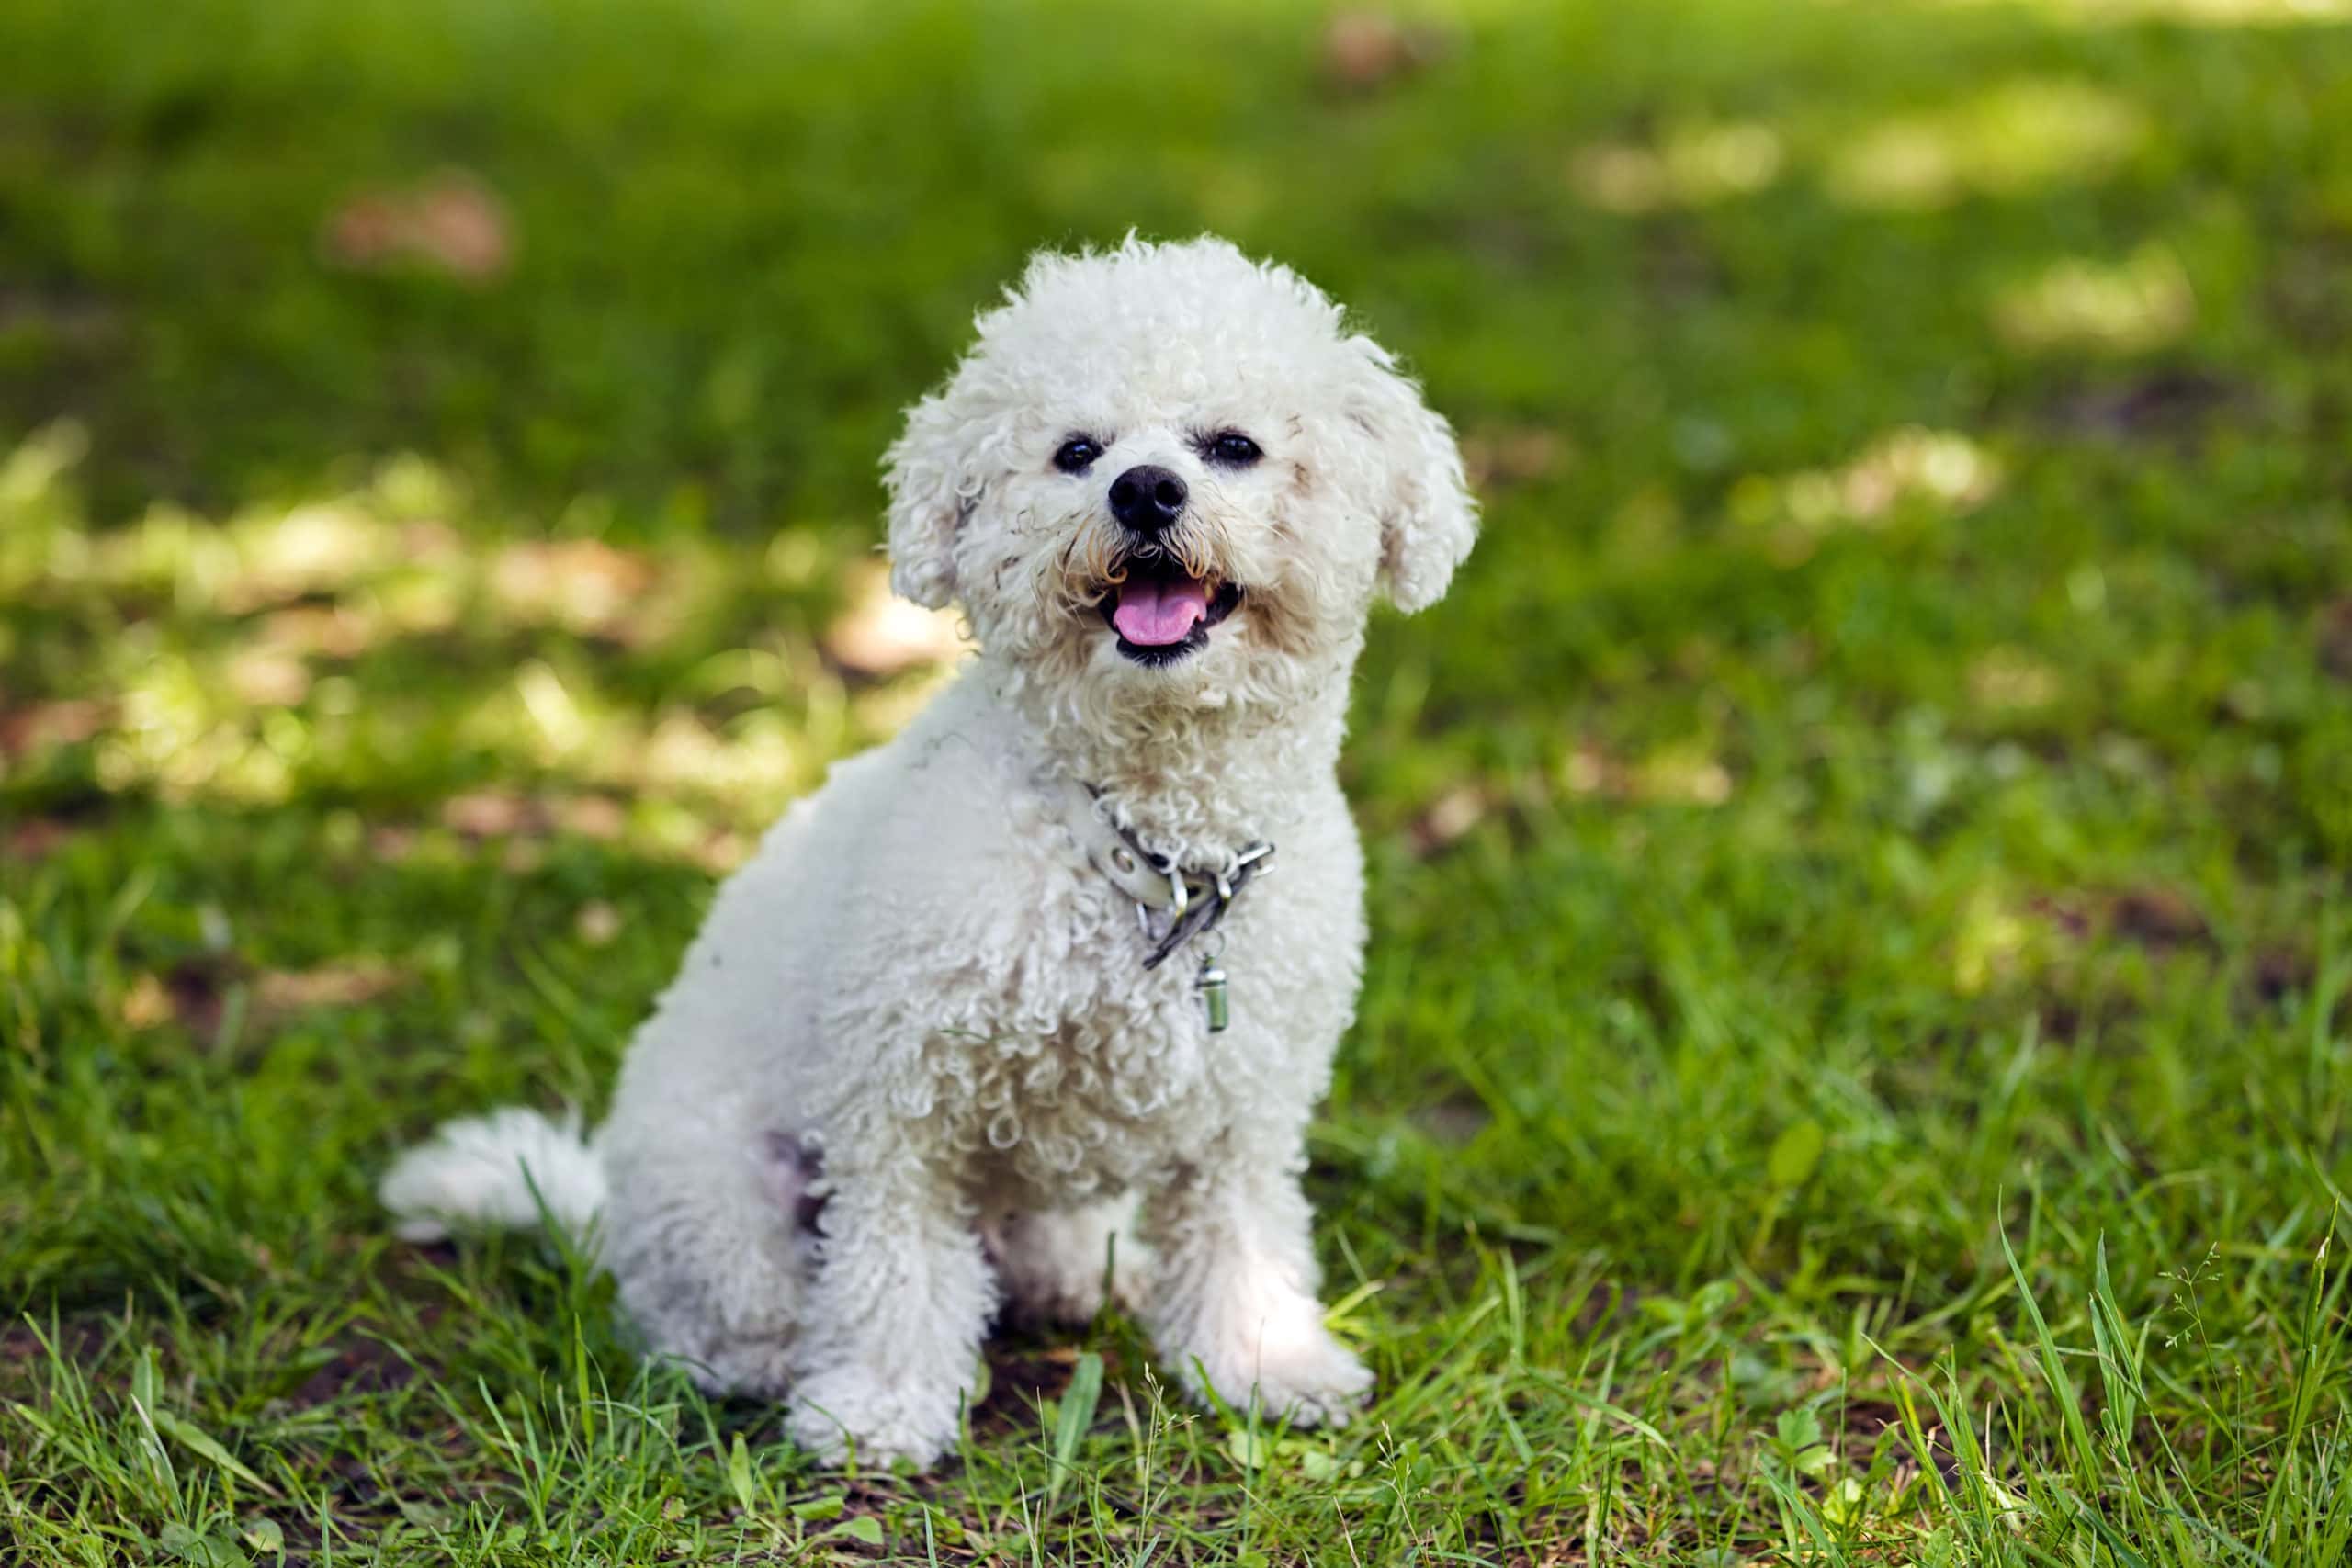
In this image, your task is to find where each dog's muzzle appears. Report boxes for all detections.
[1096,554,1245,666]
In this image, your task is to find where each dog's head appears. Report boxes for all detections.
[883,237,1476,712]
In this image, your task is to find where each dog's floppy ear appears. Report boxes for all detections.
[1343,336,1478,613]
[882,385,980,611]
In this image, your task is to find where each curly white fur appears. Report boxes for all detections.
[381,235,1476,1469]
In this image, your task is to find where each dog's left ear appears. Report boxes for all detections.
[882,386,979,611]
[1343,336,1478,613]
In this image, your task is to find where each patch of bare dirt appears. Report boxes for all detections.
[0,1316,110,1371]
[2317,598,2352,681]
[2029,886,2210,954]
[1414,1092,1494,1146]
[323,170,514,282]
[2044,369,2246,443]
[488,539,657,640]
[144,954,410,1041]
[0,698,107,758]
[290,1330,418,1408]
[438,789,628,841]
[967,1339,1107,1442]
[2252,946,2314,1007]
[2109,886,2209,950]
[1321,11,1453,93]
[1464,425,1569,493]
[5,818,81,860]
[821,559,966,678]
[0,288,120,347]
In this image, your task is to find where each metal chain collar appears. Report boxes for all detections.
[1052,776,1273,971]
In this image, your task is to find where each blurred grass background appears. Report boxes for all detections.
[5,0,2352,1562]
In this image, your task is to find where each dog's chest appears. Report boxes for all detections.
[809,750,1358,1203]
[929,904,1229,1201]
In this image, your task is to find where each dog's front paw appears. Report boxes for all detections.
[1170,1300,1374,1428]
[1236,1321,1374,1427]
[786,1369,965,1471]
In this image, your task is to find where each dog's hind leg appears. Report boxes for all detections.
[597,1094,813,1398]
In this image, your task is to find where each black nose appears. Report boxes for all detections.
[1107,465,1187,534]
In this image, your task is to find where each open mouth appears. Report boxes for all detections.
[1095,555,1245,667]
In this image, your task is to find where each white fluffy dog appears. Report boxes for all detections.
[381,235,1477,1469]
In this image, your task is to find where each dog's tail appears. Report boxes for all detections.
[379,1106,606,1246]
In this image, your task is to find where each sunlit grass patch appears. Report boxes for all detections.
[1967,0,2352,24]
[820,558,969,679]
[0,423,958,826]
[486,539,660,641]
[1951,882,2042,993]
[1824,78,2148,210]
[1567,120,1786,214]
[1967,646,2064,713]
[1727,426,2004,563]
[1992,244,2196,354]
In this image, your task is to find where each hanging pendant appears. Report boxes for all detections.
[1195,959,1230,1032]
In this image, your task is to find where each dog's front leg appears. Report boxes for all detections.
[1139,1145,1372,1427]
[784,1141,995,1469]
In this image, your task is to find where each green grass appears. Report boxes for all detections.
[6,0,2352,1560]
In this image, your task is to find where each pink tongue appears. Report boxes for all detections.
[1112,574,1210,646]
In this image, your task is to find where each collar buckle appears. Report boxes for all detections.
[1056,777,1273,971]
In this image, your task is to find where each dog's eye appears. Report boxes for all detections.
[1054,437,1103,474]
[1204,432,1262,468]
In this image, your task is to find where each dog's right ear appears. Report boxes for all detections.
[882,387,978,611]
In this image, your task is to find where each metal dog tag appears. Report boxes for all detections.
[1195,959,1229,1032]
